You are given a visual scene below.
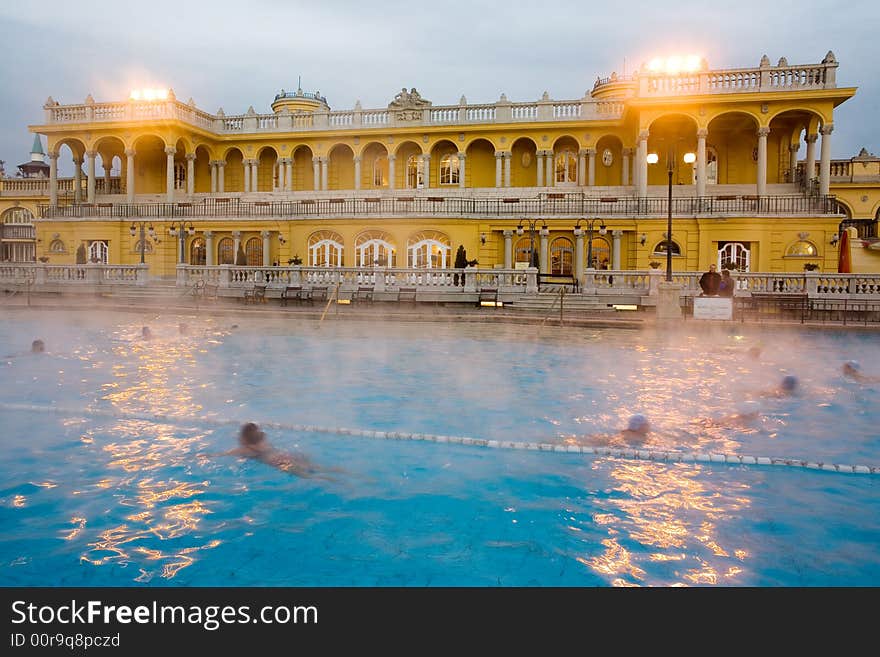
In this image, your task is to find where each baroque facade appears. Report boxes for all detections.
[2,51,879,276]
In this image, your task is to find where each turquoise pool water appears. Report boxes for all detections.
[1,309,878,586]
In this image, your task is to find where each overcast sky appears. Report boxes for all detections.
[1,0,878,171]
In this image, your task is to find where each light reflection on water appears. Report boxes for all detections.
[0,311,879,585]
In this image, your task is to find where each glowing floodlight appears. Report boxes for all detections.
[683,152,696,164]
[130,88,169,101]
[646,153,660,164]
[646,55,703,74]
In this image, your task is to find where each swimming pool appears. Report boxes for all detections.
[1,309,878,586]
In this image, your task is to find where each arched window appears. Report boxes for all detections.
[218,237,234,265]
[785,240,818,257]
[407,230,451,268]
[49,239,66,254]
[373,157,388,187]
[245,237,263,266]
[2,208,35,224]
[554,150,577,184]
[514,236,537,267]
[88,240,108,264]
[718,242,751,271]
[589,237,611,269]
[550,237,573,275]
[406,155,423,189]
[308,230,344,267]
[355,230,395,267]
[653,240,681,256]
[133,240,154,255]
[190,237,206,265]
[439,154,459,185]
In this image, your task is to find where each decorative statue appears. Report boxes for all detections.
[389,87,431,109]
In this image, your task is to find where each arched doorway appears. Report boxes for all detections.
[550,237,573,275]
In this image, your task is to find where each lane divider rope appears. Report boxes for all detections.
[1,402,876,476]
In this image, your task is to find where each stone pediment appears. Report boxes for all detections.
[388,87,432,109]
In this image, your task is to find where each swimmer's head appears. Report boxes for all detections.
[239,422,266,447]
[178,323,188,335]
[747,346,762,359]
[843,360,861,375]
[626,414,650,435]
[141,326,152,339]
[231,324,239,330]
[780,375,798,393]
[31,339,45,353]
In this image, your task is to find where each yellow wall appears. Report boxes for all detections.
[292,147,314,191]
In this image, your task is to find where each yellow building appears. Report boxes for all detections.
[2,50,879,277]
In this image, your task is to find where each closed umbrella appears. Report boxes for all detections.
[837,229,852,273]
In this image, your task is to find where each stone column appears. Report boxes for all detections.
[536,151,545,187]
[321,157,328,191]
[545,151,554,187]
[574,228,585,287]
[243,159,251,193]
[232,230,241,261]
[455,152,466,188]
[788,143,799,183]
[577,149,587,186]
[495,151,503,188]
[804,134,818,182]
[756,127,769,197]
[73,156,83,203]
[353,156,361,191]
[285,158,293,191]
[217,162,225,193]
[587,148,596,187]
[165,146,176,202]
[103,162,112,196]
[503,152,511,187]
[261,230,271,267]
[125,149,135,202]
[503,229,513,269]
[204,230,214,266]
[421,154,430,188]
[539,227,550,275]
[612,230,622,270]
[312,157,320,190]
[621,148,631,186]
[637,130,649,197]
[696,128,708,197]
[819,124,833,196]
[388,154,396,190]
[251,160,259,192]
[86,151,97,204]
[186,153,195,195]
[48,152,58,206]
[210,161,217,193]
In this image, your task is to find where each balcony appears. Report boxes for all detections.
[39,191,842,220]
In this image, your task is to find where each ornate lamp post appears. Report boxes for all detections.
[575,218,607,269]
[516,218,546,269]
[129,221,156,264]
[647,147,696,281]
[168,221,195,264]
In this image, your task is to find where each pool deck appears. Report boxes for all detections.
[3,285,880,331]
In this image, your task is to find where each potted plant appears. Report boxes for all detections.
[649,260,662,269]
[287,255,303,266]
[803,262,819,271]
[721,261,738,271]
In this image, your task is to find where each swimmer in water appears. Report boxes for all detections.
[141,326,153,340]
[178,323,189,335]
[842,360,880,384]
[759,374,799,398]
[577,414,652,447]
[31,339,45,353]
[218,422,339,479]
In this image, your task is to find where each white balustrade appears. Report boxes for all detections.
[553,102,581,118]
[511,105,537,120]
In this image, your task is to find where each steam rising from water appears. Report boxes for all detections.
[1,309,878,586]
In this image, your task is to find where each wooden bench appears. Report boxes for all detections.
[309,286,329,303]
[354,286,374,303]
[280,285,302,306]
[477,288,499,306]
[243,284,267,304]
[397,287,417,303]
